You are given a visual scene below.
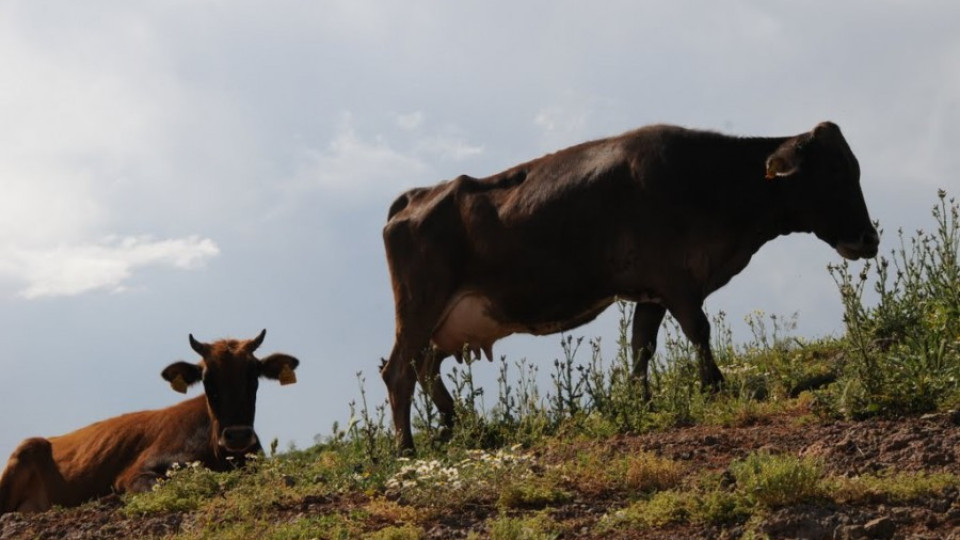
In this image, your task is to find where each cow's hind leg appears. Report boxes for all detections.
[381,341,421,455]
[667,301,724,391]
[0,437,56,514]
[630,303,667,401]
[415,349,456,441]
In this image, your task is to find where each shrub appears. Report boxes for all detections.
[124,461,243,515]
[827,190,960,417]
[729,452,822,508]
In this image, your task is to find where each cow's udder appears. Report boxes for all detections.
[431,292,512,361]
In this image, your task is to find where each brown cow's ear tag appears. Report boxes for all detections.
[171,374,189,394]
[278,365,297,386]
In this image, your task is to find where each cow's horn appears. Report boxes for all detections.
[189,334,210,356]
[246,329,267,353]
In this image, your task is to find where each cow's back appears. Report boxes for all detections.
[46,410,157,504]
[0,396,215,511]
[411,128,679,277]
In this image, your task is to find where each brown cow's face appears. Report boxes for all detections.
[161,329,300,455]
[766,122,879,260]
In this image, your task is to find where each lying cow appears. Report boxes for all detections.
[0,330,299,513]
[381,121,878,452]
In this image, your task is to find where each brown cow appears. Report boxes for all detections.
[382,121,879,452]
[0,330,299,514]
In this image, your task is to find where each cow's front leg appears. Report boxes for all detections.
[668,300,724,391]
[630,302,667,401]
[415,348,456,441]
[117,463,164,494]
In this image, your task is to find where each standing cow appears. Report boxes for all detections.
[381,121,878,453]
[0,330,299,513]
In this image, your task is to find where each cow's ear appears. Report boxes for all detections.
[812,121,842,143]
[161,361,203,394]
[764,144,801,180]
[260,353,300,386]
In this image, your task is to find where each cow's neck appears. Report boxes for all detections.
[198,400,260,467]
[724,136,803,241]
[692,136,805,294]
[152,396,221,470]
[174,395,231,467]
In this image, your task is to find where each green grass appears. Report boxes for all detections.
[480,512,563,540]
[106,191,960,538]
[729,452,823,509]
[828,470,960,504]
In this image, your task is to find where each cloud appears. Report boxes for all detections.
[415,134,484,162]
[395,111,424,131]
[0,4,238,300]
[291,114,428,199]
[534,106,590,141]
[290,112,483,201]
[532,91,622,151]
[0,236,219,299]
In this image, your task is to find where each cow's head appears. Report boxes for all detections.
[160,329,300,455]
[765,121,879,259]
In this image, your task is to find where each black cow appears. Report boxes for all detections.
[382,122,878,452]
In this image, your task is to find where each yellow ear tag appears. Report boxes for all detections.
[171,374,188,394]
[278,365,297,386]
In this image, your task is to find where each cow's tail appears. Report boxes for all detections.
[0,437,53,514]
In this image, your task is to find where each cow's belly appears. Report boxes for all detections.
[431,291,615,360]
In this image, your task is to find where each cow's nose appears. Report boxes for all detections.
[221,426,257,452]
[860,227,880,256]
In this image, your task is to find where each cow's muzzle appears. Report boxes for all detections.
[220,426,258,453]
[835,227,880,260]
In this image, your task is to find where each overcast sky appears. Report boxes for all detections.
[1,1,958,461]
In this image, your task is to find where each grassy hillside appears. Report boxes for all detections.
[2,192,958,539]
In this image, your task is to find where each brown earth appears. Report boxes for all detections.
[2,411,959,539]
